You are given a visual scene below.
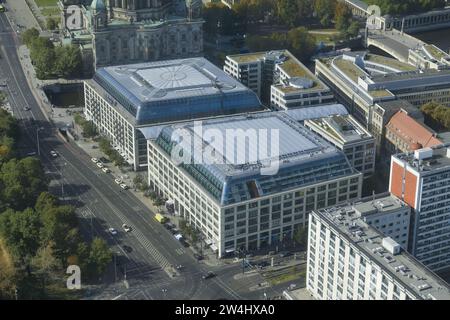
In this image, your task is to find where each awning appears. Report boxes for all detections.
[210,244,218,252]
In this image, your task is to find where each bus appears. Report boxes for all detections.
[0,5,6,13]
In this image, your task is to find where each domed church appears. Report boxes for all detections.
[59,0,203,74]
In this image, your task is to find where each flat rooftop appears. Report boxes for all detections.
[315,205,450,300]
[305,114,372,145]
[228,50,328,93]
[155,112,358,205]
[394,144,450,173]
[353,194,408,217]
[173,112,336,177]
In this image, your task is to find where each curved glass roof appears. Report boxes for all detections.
[155,112,358,205]
[93,58,263,125]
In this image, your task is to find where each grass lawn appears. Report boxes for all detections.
[41,7,60,17]
[35,0,59,7]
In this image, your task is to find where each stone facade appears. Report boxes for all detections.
[60,0,203,72]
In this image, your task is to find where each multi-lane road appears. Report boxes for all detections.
[0,9,293,300]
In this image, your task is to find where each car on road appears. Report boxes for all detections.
[180,239,190,248]
[108,227,118,236]
[174,233,183,241]
[96,162,104,168]
[170,228,180,235]
[120,183,128,190]
[194,253,204,261]
[114,178,122,184]
[23,106,30,111]
[101,167,111,173]
[123,245,133,253]
[91,157,99,163]
[202,271,216,280]
[279,251,292,258]
[122,224,132,232]
[49,150,58,158]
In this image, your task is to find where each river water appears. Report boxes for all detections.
[414,28,450,52]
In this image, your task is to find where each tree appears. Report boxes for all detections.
[293,225,308,249]
[347,21,360,38]
[0,157,48,211]
[335,2,352,33]
[31,242,61,294]
[46,18,58,31]
[0,208,42,264]
[88,238,112,277]
[313,0,336,27]
[287,27,316,61]
[276,0,298,27]
[21,28,39,46]
[54,45,82,78]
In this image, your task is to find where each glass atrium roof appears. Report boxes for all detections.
[92,58,263,125]
[155,112,358,205]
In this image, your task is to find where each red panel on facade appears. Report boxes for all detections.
[404,171,417,209]
[390,162,404,199]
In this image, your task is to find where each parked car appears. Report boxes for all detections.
[114,178,122,184]
[180,239,190,248]
[102,167,111,173]
[202,271,216,280]
[122,224,132,232]
[108,227,118,236]
[279,251,292,258]
[123,245,133,253]
[96,162,104,168]
[120,183,128,190]
[49,150,58,158]
[194,253,204,261]
[91,157,99,163]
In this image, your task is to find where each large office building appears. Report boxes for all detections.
[304,114,376,179]
[390,145,450,271]
[145,112,363,257]
[84,57,264,170]
[224,50,334,109]
[315,51,450,129]
[307,205,450,300]
[59,0,203,73]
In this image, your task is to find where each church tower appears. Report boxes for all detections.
[90,0,107,31]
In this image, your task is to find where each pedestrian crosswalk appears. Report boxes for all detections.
[175,248,185,255]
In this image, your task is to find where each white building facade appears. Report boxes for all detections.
[307,207,450,300]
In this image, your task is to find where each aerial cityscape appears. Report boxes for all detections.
[1,0,450,307]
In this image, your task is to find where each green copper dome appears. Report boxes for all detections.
[91,0,106,11]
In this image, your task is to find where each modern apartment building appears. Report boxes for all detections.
[224,50,334,108]
[390,145,450,271]
[315,51,450,128]
[146,112,363,257]
[307,206,450,300]
[304,114,376,178]
[83,57,263,170]
[353,194,411,249]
